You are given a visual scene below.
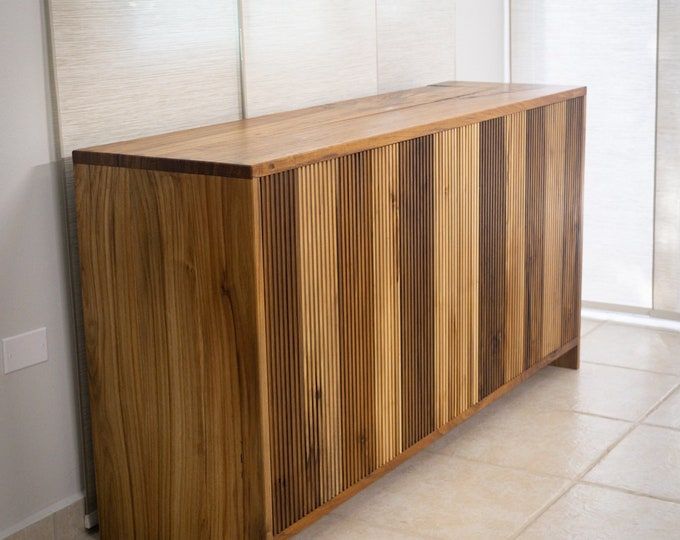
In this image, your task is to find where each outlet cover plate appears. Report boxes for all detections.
[2,327,48,374]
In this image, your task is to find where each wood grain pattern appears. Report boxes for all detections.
[75,164,268,539]
[73,82,585,178]
[74,84,586,539]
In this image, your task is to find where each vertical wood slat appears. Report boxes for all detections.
[372,145,402,467]
[399,136,435,450]
[479,117,507,399]
[260,98,585,535]
[504,112,527,381]
[434,124,480,427]
[562,97,585,342]
[542,102,567,356]
[525,106,546,368]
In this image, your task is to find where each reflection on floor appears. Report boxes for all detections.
[297,318,680,539]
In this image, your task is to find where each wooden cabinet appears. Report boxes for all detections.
[74,81,586,538]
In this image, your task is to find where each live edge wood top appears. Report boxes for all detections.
[73,81,586,179]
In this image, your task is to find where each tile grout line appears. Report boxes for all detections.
[578,479,680,506]
[425,451,574,482]
[509,377,680,538]
[581,358,680,378]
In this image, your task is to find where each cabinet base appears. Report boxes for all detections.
[551,345,580,370]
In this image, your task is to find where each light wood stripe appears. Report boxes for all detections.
[542,102,567,356]
[371,145,402,466]
[504,112,527,381]
[434,124,481,426]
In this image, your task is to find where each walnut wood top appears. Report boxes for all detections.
[73,81,586,179]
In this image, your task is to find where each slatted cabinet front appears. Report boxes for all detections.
[260,98,584,534]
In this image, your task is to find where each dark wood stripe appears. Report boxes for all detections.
[261,171,306,533]
[399,135,435,449]
[337,152,376,487]
[561,97,585,343]
[479,117,507,398]
[525,107,546,369]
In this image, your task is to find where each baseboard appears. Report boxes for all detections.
[0,493,84,539]
[582,304,680,332]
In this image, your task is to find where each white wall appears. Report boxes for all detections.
[0,0,82,535]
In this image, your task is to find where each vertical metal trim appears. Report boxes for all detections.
[237,0,248,118]
[42,0,99,527]
[43,0,98,525]
[374,0,380,93]
[651,0,660,310]
[505,0,512,83]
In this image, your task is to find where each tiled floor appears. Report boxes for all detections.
[297,319,680,539]
[11,318,680,539]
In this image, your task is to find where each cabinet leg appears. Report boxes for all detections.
[551,345,580,370]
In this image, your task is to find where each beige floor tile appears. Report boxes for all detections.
[330,452,568,539]
[427,401,630,478]
[501,363,679,421]
[645,387,680,430]
[294,514,426,539]
[6,517,54,540]
[53,499,96,540]
[581,317,605,336]
[586,425,680,501]
[519,483,680,539]
[581,323,680,375]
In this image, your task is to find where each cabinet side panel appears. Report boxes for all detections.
[75,165,268,539]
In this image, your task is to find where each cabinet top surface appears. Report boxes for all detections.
[73,81,585,178]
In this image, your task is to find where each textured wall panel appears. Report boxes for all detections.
[260,98,584,533]
[242,0,377,116]
[48,0,242,155]
[511,0,657,308]
[654,0,680,313]
[454,0,505,82]
[376,0,455,92]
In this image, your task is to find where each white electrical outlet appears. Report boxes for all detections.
[2,327,48,374]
